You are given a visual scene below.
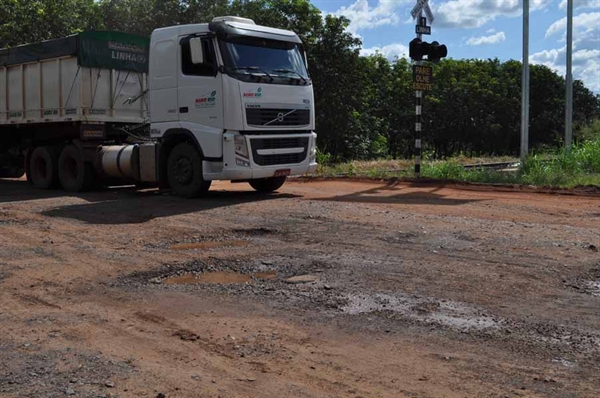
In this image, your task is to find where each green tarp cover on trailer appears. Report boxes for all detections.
[78,31,149,72]
[0,31,149,73]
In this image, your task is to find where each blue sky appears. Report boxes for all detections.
[311,0,600,92]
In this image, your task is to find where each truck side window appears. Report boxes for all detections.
[181,38,216,76]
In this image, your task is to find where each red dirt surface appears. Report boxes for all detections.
[1,178,599,397]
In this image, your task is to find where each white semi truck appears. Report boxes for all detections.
[0,16,317,197]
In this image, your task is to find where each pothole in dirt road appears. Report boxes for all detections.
[144,227,286,252]
[162,271,277,285]
[340,293,501,332]
[115,255,328,289]
[112,255,344,311]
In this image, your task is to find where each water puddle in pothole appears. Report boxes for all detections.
[169,240,250,251]
[162,271,276,285]
[341,293,500,332]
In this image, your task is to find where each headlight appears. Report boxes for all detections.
[309,139,317,162]
[235,135,249,158]
[236,157,250,167]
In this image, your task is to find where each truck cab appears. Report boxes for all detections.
[148,16,317,196]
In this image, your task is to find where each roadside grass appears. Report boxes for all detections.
[313,136,600,188]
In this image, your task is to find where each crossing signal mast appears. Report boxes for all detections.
[409,0,447,178]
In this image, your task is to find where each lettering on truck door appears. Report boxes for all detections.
[177,36,223,129]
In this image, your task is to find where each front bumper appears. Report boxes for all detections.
[204,131,317,181]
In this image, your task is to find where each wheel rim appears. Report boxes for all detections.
[173,156,193,186]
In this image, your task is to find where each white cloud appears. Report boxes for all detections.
[486,28,497,33]
[545,11,600,39]
[531,46,567,74]
[532,11,600,92]
[559,0,600,11]
[467,31,507,45]
[361,43,410,60]
[333,0,411,34]
[435,0,553,28]
[531,46,600,92]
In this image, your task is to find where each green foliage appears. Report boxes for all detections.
[577,119,600,142]
[0,0,102,47]
[521,134,600,186]
[315,148,332,165]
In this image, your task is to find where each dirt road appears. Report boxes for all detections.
[1,179,599,398]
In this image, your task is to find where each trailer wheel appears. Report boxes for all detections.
[167,142,211,198]
[58,145,94,192]
[29,146,59,189]
[249,177,287,193]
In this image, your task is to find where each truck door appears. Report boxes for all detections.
[177,36,223,131]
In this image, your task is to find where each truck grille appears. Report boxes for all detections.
[251,137,309,166]
[246,108,310,127]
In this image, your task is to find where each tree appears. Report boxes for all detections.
[0,0,101,47]
[308,15,362,160]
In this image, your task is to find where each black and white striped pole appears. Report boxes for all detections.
[414,14,424,178]
[415,78,422,177]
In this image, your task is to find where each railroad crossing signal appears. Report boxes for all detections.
[410,0,445,179]
[409,39,448,63]
[411,0,434,22]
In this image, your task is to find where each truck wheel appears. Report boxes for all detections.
[58,145,94,192]
[29,146,59,189]
[249,177,287,193]
[167,142,211,198]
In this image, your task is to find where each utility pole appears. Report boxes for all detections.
[520,0,530,163]
[565,0,574,151]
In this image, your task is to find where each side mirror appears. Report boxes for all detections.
[189,37,204,64]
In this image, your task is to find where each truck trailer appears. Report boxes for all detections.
[0,16,317,197]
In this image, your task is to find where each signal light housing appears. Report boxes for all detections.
[409,38,448,63]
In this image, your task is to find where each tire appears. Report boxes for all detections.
[29,146,59,189]
[58,145,94,192]
[167,142,211,198]
[249,176,287,193]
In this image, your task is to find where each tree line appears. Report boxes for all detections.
[2,0,599,161]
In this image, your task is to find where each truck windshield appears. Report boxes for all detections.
[220,37,309,84]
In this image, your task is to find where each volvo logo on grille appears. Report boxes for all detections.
[264,109,297,126]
